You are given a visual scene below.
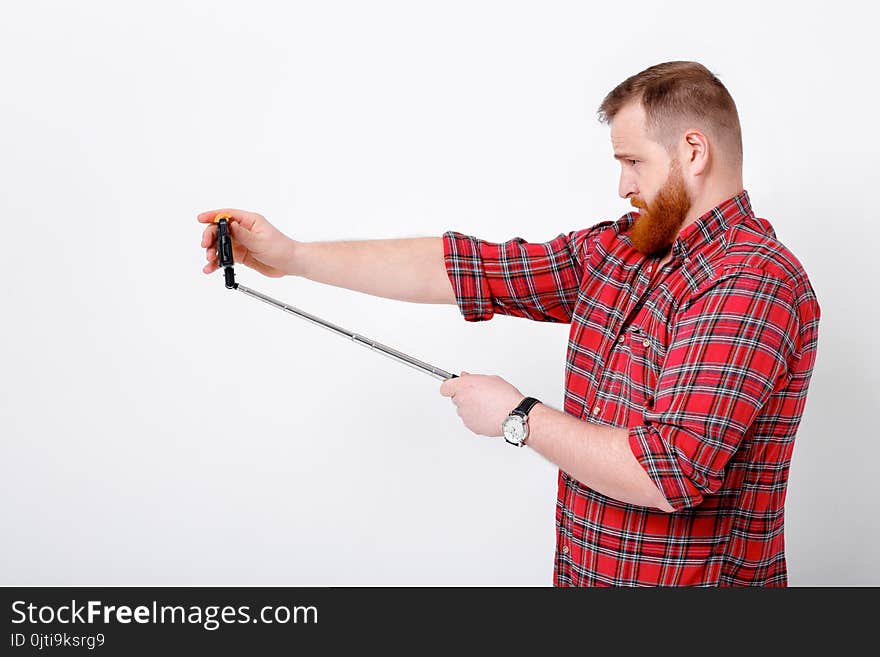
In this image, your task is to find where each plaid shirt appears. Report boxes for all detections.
[442,189,821,586]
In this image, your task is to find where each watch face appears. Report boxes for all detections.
[502,416,526,443]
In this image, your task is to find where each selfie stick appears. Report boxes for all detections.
[212,213,459,381]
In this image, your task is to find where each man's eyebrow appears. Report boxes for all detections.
[613,152,638,160]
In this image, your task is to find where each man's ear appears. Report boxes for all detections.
[683,130,710,176]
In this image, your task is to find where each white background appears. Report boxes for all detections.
[1,0,877,585]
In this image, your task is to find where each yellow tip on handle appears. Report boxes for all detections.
[213,212,234,223]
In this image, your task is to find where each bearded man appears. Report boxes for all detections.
[198,61,821,587]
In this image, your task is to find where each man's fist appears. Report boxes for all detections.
[440,372,525,437]
[197,208,298,279]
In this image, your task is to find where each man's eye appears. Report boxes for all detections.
[629,159,638,166]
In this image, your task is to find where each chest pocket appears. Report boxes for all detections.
[626,320,669,407]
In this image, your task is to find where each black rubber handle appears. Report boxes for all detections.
[217,219,234,267]
[216,218,237,289]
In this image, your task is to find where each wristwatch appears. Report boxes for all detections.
[502,396,541,447]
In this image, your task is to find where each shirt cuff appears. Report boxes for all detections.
[442,230,495,322]
[628,424,705,512]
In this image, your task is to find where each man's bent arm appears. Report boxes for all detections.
[284,237,457,305]
[525,403,675,512]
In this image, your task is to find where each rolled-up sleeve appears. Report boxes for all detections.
[441,224,609,323]
[628,269,801,511]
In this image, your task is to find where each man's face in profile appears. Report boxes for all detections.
[611,102,693,258]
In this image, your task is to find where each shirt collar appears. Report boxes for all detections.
[668,188,754,260]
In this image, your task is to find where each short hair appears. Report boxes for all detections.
[597,61,743,170]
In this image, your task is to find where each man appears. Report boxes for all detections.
[197,61,820,586]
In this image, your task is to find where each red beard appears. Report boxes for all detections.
[628,158,693,257]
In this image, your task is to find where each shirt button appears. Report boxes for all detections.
[562,545,570,555]
[617,335,625,343]
[642,339,650,347]
[592,406,601,415]
[646,265,652,273]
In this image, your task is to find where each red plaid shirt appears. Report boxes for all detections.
[442,189,821,586]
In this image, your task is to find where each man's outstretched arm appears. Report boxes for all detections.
[290,237,457,305]
[198,209,456,304]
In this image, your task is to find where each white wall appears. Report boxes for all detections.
[1,0,876,585]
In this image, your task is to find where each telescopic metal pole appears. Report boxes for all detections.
[213,216,459,382]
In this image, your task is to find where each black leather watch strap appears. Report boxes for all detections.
[513,396,541,417]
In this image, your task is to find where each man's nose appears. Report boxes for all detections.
[619,182,638,200]
[618,174,638,200]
